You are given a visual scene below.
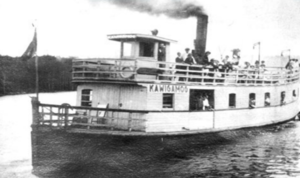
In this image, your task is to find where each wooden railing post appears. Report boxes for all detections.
[97,60,101,78]
[50,106,53,128]
[41,107,45,125]
[111,111,115,130]
[114,60,118,78]
[64,107,69,130]
[186,66,190,82]
[31,97,40,127]
[134,60,138,79]
[235,70,238,85]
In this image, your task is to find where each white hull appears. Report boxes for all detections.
[69,82,299,136]
[145,100,298,134]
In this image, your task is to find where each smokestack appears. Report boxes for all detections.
[194,14,208,57]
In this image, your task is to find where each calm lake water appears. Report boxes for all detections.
[1,92,300,178]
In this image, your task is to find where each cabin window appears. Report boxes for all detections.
[265,93,270,106]
[281,91,286,104]
[249,93,256,108]
[123,42,132,57]
[163,93,174,109]
[229,93,236,108]
[81,89,92,107]
[139,42,154,57]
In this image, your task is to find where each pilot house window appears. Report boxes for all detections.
[163,93,174,109]
[81,89,92,107]
[139,42,154,57]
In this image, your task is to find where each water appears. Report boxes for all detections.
[1,92,300,178]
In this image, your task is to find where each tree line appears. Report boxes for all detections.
[0,55,75,96]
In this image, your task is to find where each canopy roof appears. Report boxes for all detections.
[107,33,177,43]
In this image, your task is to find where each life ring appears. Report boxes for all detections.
[120,67,134,78]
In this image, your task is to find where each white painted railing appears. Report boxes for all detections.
[72,58,300,86]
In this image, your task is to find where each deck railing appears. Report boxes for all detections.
[72,58,300,86]
[32,101,147,132]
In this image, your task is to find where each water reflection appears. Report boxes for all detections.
[31,122,300,178]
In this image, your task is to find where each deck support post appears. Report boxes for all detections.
[31,97,40,127]
[128,112,132,131]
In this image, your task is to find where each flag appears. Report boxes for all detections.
[21,29,37,60]
[253,42,260,49]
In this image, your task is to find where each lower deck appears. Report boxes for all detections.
[32,92,299,136]
[31,80,300,135]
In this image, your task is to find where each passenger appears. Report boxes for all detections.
[292,59,298,69]
[249,98,256,108]
[217,61,226,81]
[185,53,195,65]
[231,49,241,65]
[265,96,270,106]
[197,95,204,110]
[182,48,190,61]
[209,59,215,66]
[222,55,230,65]
[260,61,266,68]
[237,62,250,83]
[214,60,220,69]
[244,62,251,69]
[207,59,215,78]
[213,60,221,79]
[158,43,166,68]
[191,50,200,64]
[224,61,233,73]
[294,59,299,73]
[203,95,210,110]
[158,43,166,61]
[175,52,186,79]
[202,51,211,65]
[185,52,198,81]
[285,59,293,70]
[175,52,184,63]
[255,60,260,69]
[248,65,256,83]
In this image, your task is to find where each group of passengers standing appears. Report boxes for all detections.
[175,48,241,74]
[175,48,299,83]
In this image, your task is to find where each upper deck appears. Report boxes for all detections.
[72,32,299,87]
[72,58,300,87]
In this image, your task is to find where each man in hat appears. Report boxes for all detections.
[202,51,211,65]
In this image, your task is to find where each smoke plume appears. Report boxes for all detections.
[91,0,206,18]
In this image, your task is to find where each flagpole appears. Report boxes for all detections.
[34,26,39,101]
[35,53,39,101]
[258,42,261,64]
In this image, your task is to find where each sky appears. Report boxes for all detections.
[0,0,300,64]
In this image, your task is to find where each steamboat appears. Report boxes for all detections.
[32,15,300,136]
